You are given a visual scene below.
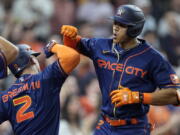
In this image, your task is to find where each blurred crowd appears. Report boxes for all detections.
[0,0,180,135]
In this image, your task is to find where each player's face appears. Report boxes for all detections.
[113,21,128,44]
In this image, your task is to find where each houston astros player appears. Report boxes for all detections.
[0,41,80,135]
[60,4,180,135]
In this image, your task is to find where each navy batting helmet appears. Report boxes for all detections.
[8,44,40,78]
[111,4,145,38]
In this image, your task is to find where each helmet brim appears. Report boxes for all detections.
[29,50,41,57]
[31,52,41,57]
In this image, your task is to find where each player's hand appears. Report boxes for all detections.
[60,25,81,49]
[110,87,141,107]
[43,40,57,58]
[61,25,78,39]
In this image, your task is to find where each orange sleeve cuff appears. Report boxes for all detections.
[143,93,153,104]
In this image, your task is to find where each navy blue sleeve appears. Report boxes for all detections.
[150,56,180,89]
[0,51,7,79]
[78,38,98,59]
[37,61,68,93]
[41,61,68,81]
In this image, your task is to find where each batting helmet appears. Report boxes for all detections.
[111,4,145,38]
[8,44,40,78]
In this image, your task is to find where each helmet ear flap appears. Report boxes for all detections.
[127,22,145,38]
[9,54,32,78]
[8,44,40,78]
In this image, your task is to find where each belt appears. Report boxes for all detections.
[103,115,138,126]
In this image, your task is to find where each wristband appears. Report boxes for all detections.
[142,93,152,104]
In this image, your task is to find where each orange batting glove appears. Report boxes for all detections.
[60,25,81,49]
[110,87,153,107]
[61,25,78,39]
[110,87,142,107]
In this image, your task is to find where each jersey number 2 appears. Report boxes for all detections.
[13,95,34,123]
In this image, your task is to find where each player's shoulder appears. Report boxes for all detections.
[140,39,167,62]
[37,61,67,80]
[150,47,165,61]
[140,39,164,56]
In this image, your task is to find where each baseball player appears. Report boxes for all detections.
[0,36,19,78]
[60,4,180,135]
[0,42,80,135]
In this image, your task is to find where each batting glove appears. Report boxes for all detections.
[61,25,78,39]
[43,40,57,58]
[110,87,143,107]
[60,25,81,49]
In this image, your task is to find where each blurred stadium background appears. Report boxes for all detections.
[0,0,180,135]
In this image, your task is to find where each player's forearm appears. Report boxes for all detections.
[0,36,19,64]
[143,88,179,105]
[63,35,82,49]
[51,44,80,74]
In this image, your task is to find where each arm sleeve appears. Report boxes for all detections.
[0,51,7,79]
[151,56,180,89]
[41,61,68,82]
[40,61,68,93]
